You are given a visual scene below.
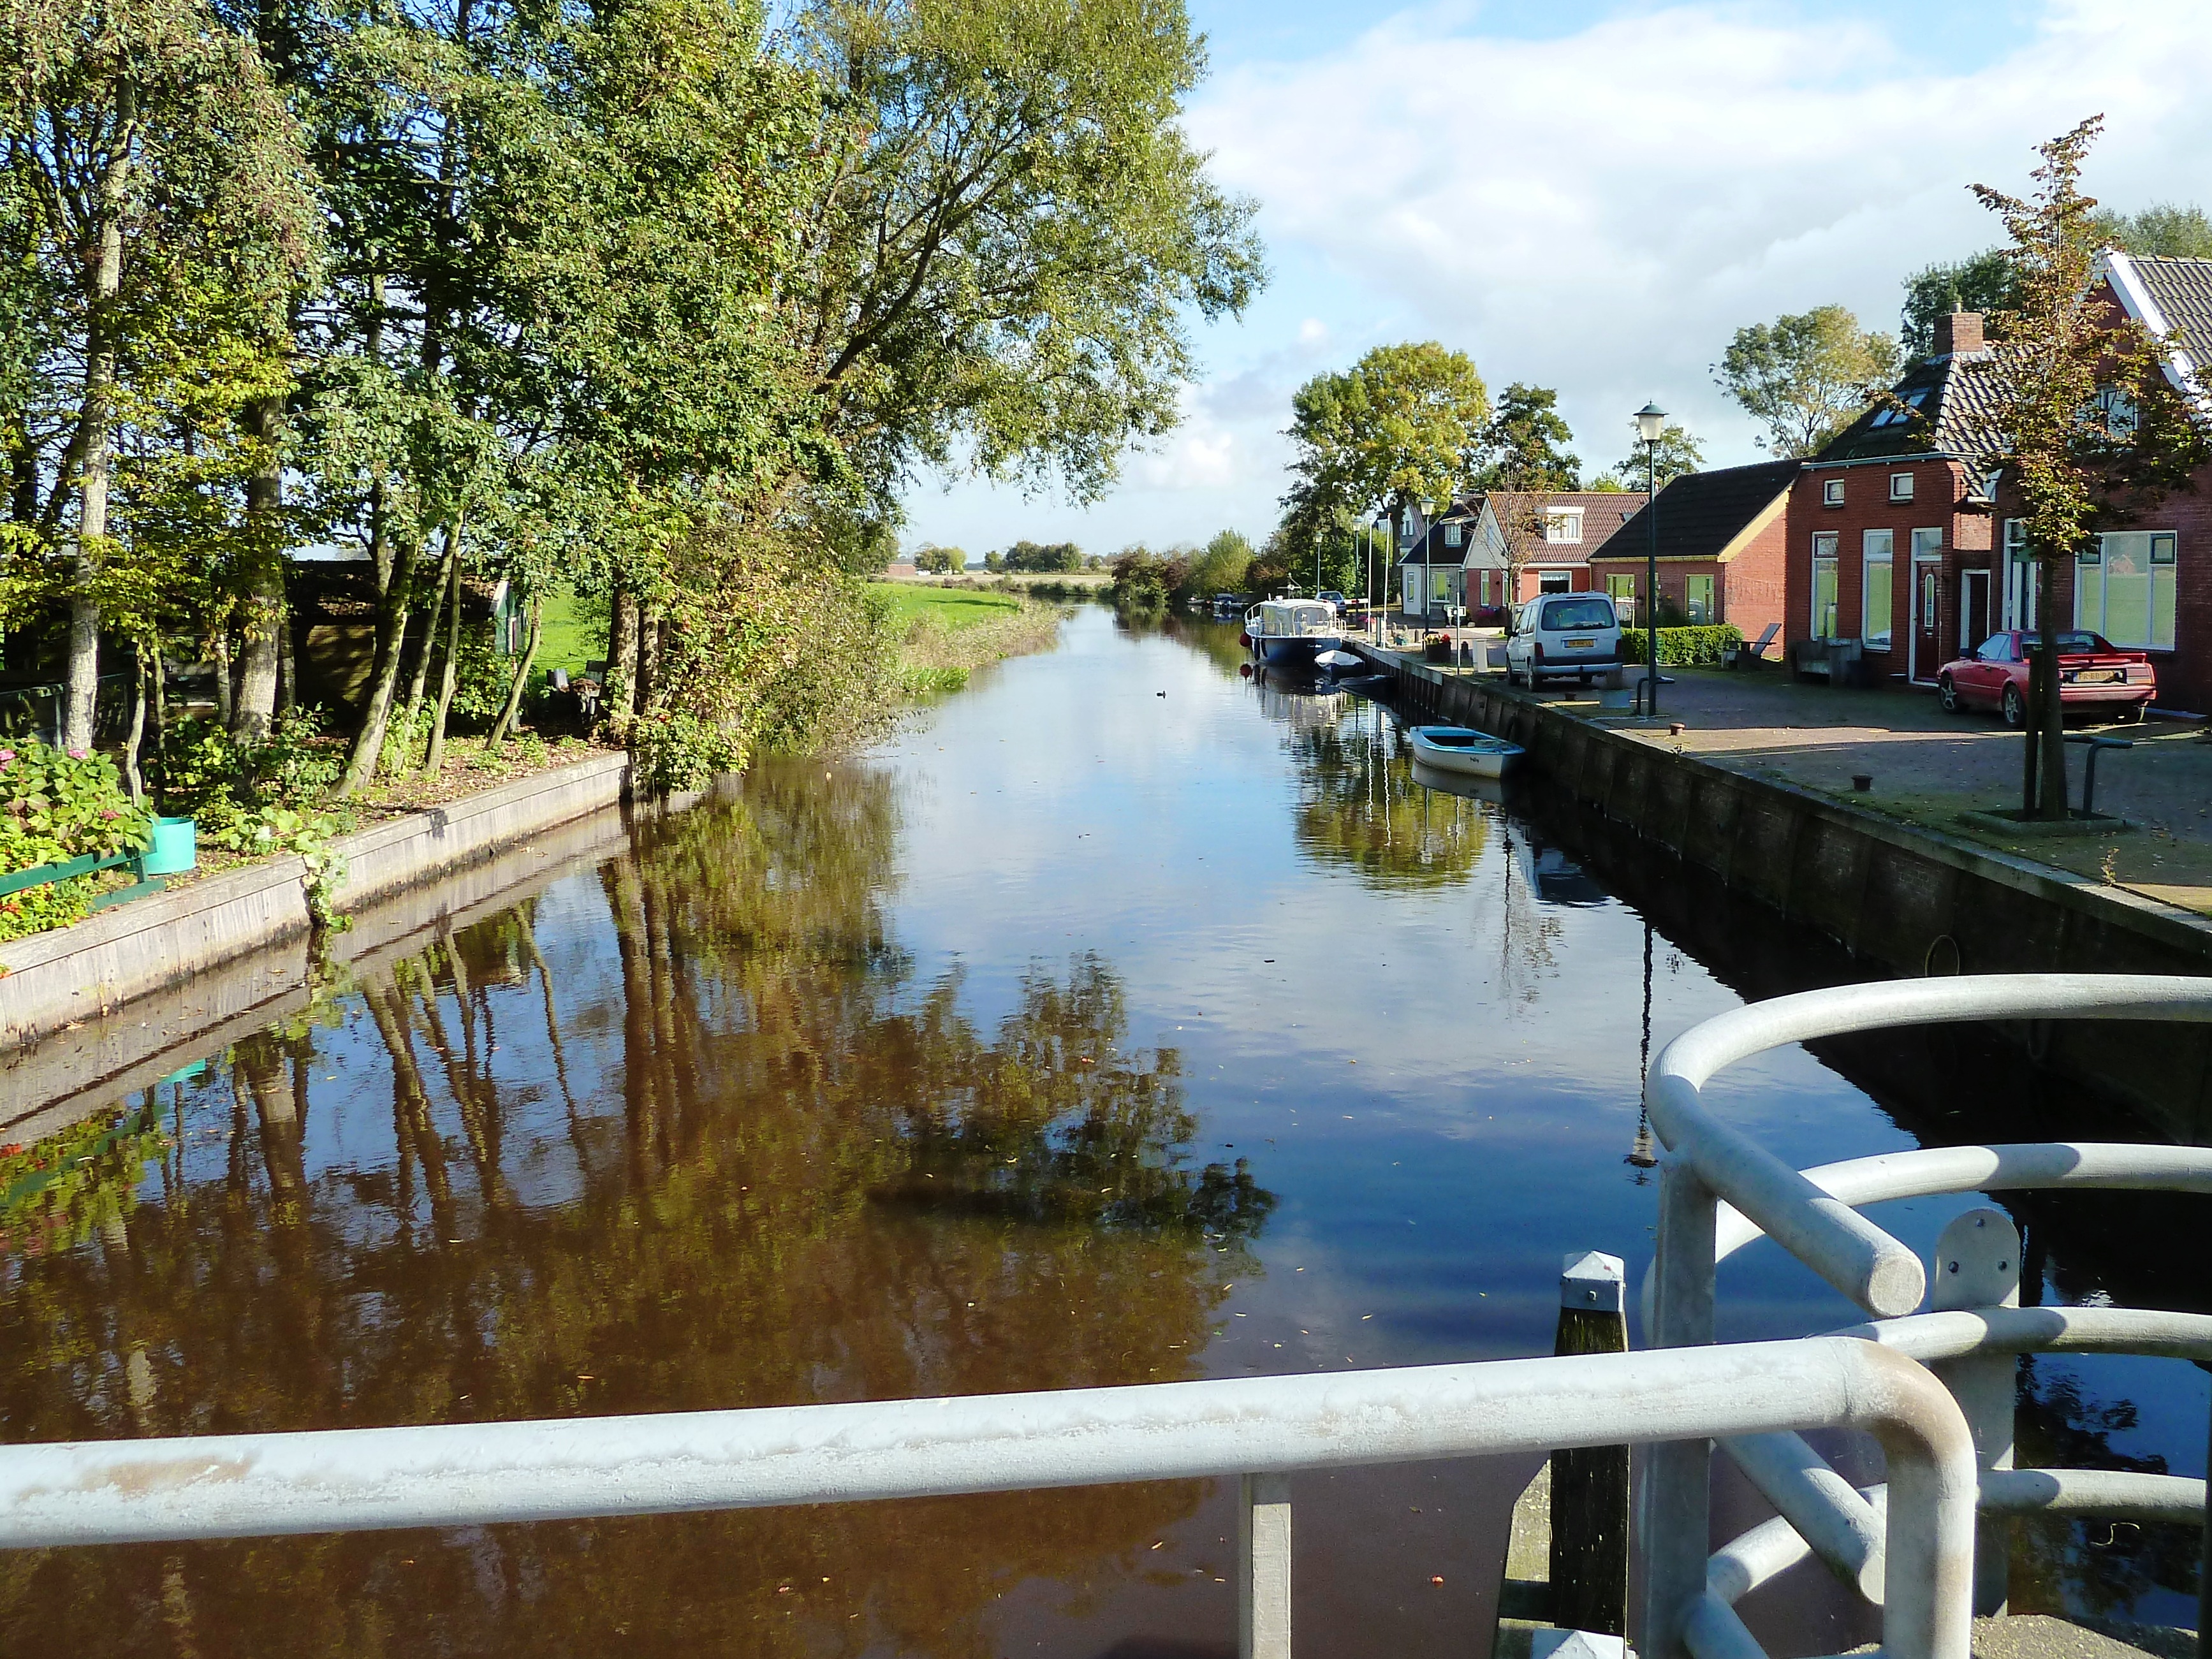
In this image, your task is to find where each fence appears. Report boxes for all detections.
[1643,972,2212,1659]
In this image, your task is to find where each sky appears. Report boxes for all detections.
[896,0,2212,561]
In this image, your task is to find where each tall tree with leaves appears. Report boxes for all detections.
[1970,119,2212,820]
[1901,251,2020,359]
[1282,341,1488,530]
[1473,383,1579,491]
[0,0,316,752]
[1715,305,1900,458]
[1610,420,1703,490]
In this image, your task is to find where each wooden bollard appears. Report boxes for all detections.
[1549,1251,1629,1636]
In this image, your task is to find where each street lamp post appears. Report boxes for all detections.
[1372,513,1388,643]
[1636,402,1667,717]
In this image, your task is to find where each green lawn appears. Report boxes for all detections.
[534,590,599,677]
[877,583,1027,632]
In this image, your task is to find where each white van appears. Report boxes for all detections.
[1504,592,1623,688]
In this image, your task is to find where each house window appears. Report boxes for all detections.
[1539,569,1572,594]
[1444,520,1463,548]
[1544,510,1583,544]
[2077,530,2178,650]
[1822,478,1845,508]
[1606,573,1637,623]
[1686,574,1715,625]
[1889,473,1914,503]
[1863,530,1894,648]
[1812,532,1840,639]
[1912,527,1942,561]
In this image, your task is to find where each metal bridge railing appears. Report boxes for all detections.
[0,1336,1977,1659]
[1643,972,2212,1659]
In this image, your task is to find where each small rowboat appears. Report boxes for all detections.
[1407,725,1523,780]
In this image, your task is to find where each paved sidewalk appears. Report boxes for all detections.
[1515,666,2212,918]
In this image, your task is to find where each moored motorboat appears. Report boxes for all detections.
[1407,725,1523,780]
[1242,598,1342,668]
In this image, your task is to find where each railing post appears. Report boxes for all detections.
[1552,1252,1629,1634]
[1637,1157,1718,1659]
[1929,1208,2019,1618]
[1239,1472,1292,1659]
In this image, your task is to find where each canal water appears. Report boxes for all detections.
[1,605,2203,1655]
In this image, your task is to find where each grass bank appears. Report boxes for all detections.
[882,584,1066,695]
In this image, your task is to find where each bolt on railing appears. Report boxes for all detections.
[1640,973,2212,1659]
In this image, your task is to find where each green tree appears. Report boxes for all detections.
[1473,382,1579,491]
[1968,118,2212,819]
[1001,539,1082,573]
[0,0,318,752]
[1611,421,1704,490]
[2089,201,2212,258]
[1714,305,1901,458]
[914,544,961,574]
[1901,250,2021,358]
[784,0,1264,508]
[1282,341,1488,535]
[1183,527,1252,598]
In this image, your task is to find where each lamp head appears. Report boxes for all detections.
[1635,402,1667,445]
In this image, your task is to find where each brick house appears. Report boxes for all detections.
[1460,491,1643,615]
[1783,312,2005,687]
[2004,252,2212,712]
[1586,459,1798,643]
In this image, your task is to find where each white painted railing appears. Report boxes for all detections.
[0,1337,1976,1659]
[1642,973,2212,1659]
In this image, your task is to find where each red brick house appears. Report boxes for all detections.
[1782,312,2005,687]
[1586,459,1798,643]
[1469,491,1643,611]
[1786,265,2212,709]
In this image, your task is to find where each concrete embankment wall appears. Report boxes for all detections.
[1362,647,2212,1139]
[0,751,633,1076]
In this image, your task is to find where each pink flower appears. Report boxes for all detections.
[66,749,85,760]
[0,750,14,763]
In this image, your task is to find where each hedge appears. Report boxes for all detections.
[1616,624,1745,667]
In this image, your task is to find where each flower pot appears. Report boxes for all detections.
[140,815,198,877]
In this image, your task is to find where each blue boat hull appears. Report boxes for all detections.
[1254,634,1340,668]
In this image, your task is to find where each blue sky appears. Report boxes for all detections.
[899,0,2211,560]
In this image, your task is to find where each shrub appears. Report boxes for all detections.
[1618,624,1744,667]
[0,742,152,873]
[627,710,746,793]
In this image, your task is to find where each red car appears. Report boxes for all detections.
[1936,630,2155,726]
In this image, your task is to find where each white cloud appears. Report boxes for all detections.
[903,0,2212,553]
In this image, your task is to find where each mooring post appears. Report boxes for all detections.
[1238,1471,1292,1659]
[1551,1252,1629,1634]
[1928,1208,2020,1618]
[1637,1159,1718,1659]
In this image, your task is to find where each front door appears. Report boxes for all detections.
[1910,562,1942,682]
[1960,569,1992,654]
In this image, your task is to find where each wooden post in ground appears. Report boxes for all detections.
[1549,1251,1629,1635]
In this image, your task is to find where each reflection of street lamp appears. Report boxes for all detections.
[1636,402,1667,716]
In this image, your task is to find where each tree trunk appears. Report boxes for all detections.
[212,630,233,728]
[488,598,541,745]
[2035,556,2067,819]
[124,649,147,804]
[421,515,467,777]
[63,78,136,756]
[366,276,393,596]
[232,393,286,741]
[636,603,664,713]
[390,525,458,775]
[604,587,639,728]
[337,533,423,796]
[149,636,168,787]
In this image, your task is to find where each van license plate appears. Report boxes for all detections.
[1565,638,1595,650]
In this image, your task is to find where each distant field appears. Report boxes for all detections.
[536,590,597,676]
[879,583,1028,632]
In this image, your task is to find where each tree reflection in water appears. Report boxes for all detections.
[1287,709,1486,888]
[0,760,1273,1657]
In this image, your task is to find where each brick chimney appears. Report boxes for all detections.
[1934,312,1984,356]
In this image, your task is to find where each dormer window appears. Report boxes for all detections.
[1544,509,1583,544]
[2094,385,2139,436]
[1889,473,1915,503]
[1444,520,1463,548]
[1866,388,1930,429]
[1822,478,1845,507]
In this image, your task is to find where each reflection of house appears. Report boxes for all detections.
[1588,460,1798,639]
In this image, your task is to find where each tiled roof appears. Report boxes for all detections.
[1586,460,1801,562]
[2124,254,2212,370]
[1398,492,1487,566]
[1815,349,2008,469]
[1488,491,1642,559]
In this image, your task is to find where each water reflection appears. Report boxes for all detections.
[0,761,1274,1656]
[1289,706,1487,888]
